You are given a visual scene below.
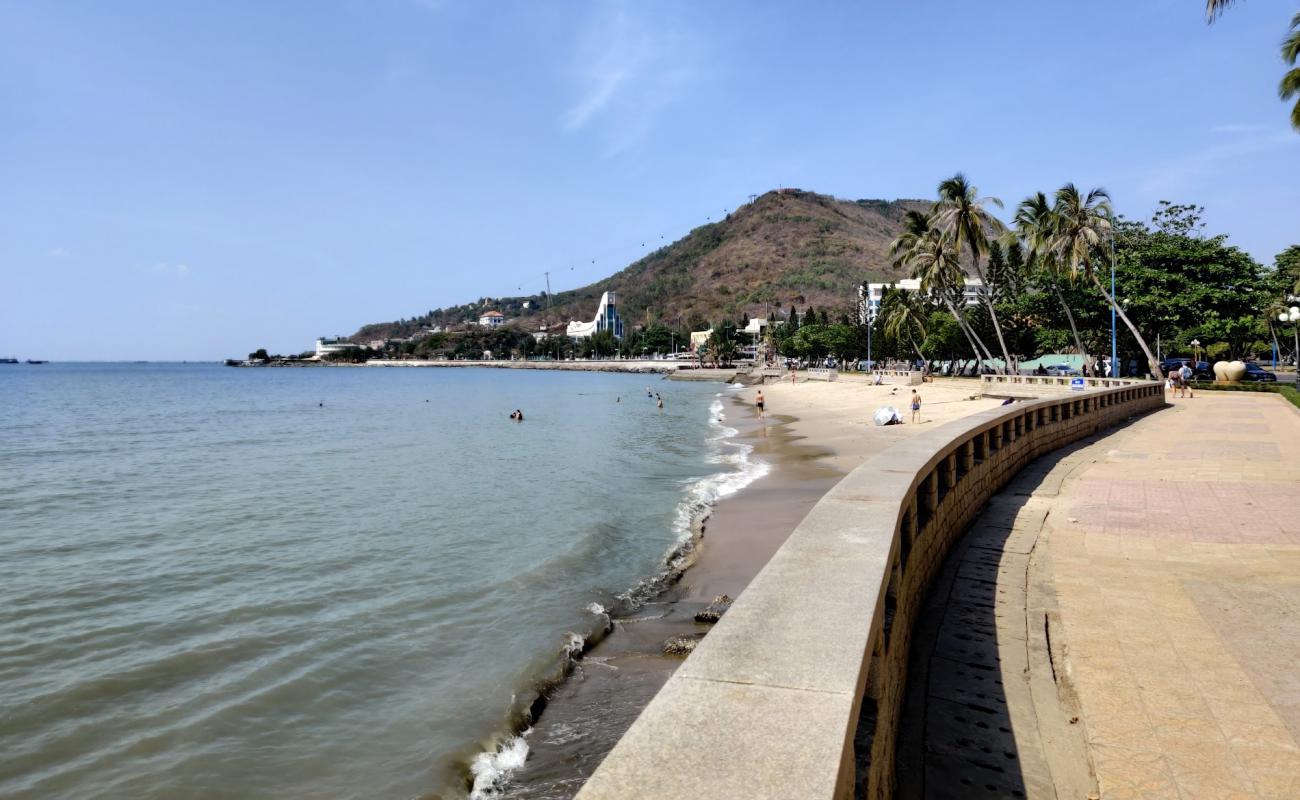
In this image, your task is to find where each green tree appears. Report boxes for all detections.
[1013,191,1086,358]
[878,286,929,361]
[932,173,1012,371]
[910,228,994,364]
[1053,184,1163,378]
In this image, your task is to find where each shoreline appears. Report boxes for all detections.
[455,375,1006,799]
[486,387,844,800]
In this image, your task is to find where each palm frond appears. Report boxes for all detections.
[1205,0,1239,24]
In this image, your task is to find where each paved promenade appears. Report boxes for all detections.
[902,392,1300,799]
[1053,393,1300,798]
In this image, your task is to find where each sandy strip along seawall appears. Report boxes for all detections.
[488,375,1004,800]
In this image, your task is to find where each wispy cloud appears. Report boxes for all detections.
[152,262,191,276]
[562,9,704,156]
[48,246,70,258]
[1140,128,1299,195]
[1210,123,1266,134]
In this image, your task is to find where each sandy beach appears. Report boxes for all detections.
[499,373,1004,798]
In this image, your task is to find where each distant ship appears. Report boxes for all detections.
[0,358,17,364]
[26,360,48,364]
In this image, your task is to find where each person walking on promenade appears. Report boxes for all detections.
[910,389,922,424]
[790,367,796,385]
[755,390,765,419]
[1180,363,1194,398]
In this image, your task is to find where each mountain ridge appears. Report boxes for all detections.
[352,189,928,342]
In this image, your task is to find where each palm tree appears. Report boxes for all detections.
[932,174,1012,372]
[909,228,996,366]
[1052,184,1163,379]
[1012,192,1087,359]
[887,210,934,268]
[1205,0,1238,22]
[878,286,929,362]
[1282,13,1300,132]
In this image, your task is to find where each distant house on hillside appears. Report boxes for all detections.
[566,291,623,339]
[478,310,506,328]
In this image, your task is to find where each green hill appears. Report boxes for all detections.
[352,189,926,341]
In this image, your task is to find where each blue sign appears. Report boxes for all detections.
[1070,377,1086,391]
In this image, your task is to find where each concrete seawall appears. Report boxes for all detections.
[575,382,1166,800]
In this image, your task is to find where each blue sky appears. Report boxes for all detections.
[2,0,1298,360]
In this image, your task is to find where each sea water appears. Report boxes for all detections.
[0,364,765,799]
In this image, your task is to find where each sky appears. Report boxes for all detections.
[2,0,1298,361]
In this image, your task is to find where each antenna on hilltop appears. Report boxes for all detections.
[544,271,553,312]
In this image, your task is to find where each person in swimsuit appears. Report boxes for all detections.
[656,393,663,410]
[910,389,922,423]
[755,390,765,418]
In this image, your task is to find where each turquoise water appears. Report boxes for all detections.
[0,364,760,799]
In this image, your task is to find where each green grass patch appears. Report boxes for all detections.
[1188,381,1300,411]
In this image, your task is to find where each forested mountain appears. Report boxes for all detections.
[352,190,927,341]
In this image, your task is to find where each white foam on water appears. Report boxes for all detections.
[667,397,770,545]
[585,602,607,616]
[468,733,531,799]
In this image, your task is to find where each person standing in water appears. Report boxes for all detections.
[755,390,765,418]
[910,389,922,423]
[656,393,664,410]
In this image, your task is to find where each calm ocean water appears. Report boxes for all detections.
[0,363,763,799]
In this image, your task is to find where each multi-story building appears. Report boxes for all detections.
[478,310,506,328]
[566,291,623,339]
[859,277,984,323]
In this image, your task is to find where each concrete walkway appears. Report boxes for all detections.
[899,392,1300,799]
[1051,393,1300,799]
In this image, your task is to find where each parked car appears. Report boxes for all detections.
[1043,364,1080,377]
[1159,358,1213,380]
[1242,362,1277,382]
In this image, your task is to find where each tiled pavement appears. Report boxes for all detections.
[1049,393,1300,799]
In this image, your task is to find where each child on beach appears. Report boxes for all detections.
[910,390,922,423]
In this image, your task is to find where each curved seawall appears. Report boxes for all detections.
[575,382,1166,800]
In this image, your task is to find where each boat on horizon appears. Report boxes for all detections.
[26,359,48,364]
[1,357,18,364]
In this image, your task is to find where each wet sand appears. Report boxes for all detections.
[498,375,1002,799]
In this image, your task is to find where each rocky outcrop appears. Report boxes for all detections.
[662,634,706,656]
[693,594,732,624]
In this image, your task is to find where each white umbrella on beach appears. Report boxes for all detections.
[873,406,901,426]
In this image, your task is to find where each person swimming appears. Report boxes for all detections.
[515,409,524,421]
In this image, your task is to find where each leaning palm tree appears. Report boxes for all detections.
[910,228,996,366]
[878,285,929,362]
[1282,13,1300,131]
[1012,192,1087,359]
[932,174,1012,372]
[1052,184,1164,379]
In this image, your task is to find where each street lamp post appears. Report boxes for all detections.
[1278,306,1300,374]
[1110,236,1118,379]
[1191,338,1201,366]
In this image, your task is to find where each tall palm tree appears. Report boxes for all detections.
[932,174,1012,372]
[1052,184,1163,379]
[1282,13,1300,131]
[1012,192,1086,359]
[909,228,996,366]
[878,285,929,362]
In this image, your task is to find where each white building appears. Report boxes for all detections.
[478,310,506,328]
[566,291,623,339]
[314,337,362,359]
[859,277,983,323]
